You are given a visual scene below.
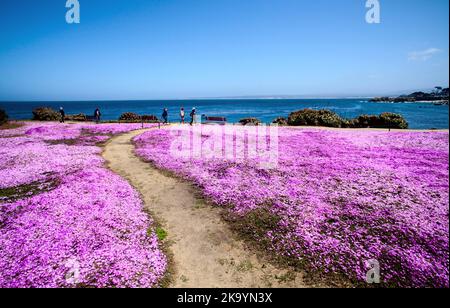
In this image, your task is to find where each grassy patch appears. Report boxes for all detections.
[156,227,168,241]
[142,205,174,288]
[0,134,25,139]
[45,132,113,147]
[0,122,24,130]
[224,206,281,247]
[148,225,168,242]
[0,178,60,203]
[223,206,354,287]
[193,199,206,210]
[236,260,254,272]
[275,271,296,283]
[217,258,227,266]
[45,139,81,146]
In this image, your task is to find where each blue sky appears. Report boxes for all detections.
[0,0,448,100]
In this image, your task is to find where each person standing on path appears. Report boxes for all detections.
[162,108,169,124]
[180,107,185,124]
[59,107,65,123]
[190,107,196,126]
[94,107,101,124]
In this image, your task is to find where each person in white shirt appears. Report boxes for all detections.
[180,107,185,124]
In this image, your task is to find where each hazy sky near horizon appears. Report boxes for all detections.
[0,0,448,101]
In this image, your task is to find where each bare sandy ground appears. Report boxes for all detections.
[102,129,309,288]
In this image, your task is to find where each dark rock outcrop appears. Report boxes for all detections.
[32,107,60,121]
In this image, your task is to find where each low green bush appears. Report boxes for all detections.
[351,113,408,129]
[141,115,159,122]
[353,115,380,128]
[379,112,409,129]
[239,118,262,126]
[286,109,409,129]
[287,109,344,127]
[272,117,288,126]
[119,112,141,122]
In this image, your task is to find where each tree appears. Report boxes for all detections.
[434,86,443,96]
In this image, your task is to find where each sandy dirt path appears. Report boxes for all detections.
[102,129,308,288]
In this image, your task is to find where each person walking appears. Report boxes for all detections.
[180,107,185,124]
[162,108,169,124]
[190,107,196,125]
[59,107,65,123]
[94,107,101,124]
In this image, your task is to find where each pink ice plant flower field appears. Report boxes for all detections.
[0,122,166,288]
[134,125,449,287]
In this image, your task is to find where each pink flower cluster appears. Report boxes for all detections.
[134,126,449,287]
[0,122,166,288]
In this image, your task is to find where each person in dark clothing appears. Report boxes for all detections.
[59,107,65,123]
[190,107,196,125]
[94,108,101,124]
[162,108,169,124]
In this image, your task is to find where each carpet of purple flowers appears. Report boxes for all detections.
[0,122,166,288]
[134,125,449,287]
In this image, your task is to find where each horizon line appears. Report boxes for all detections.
[0,96,375,103]
[1,87,445,103]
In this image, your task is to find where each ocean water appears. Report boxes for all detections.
[1,99,448,129]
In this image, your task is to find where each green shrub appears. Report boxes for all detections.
[351,113,408,129]
[32,107,60,121]
[239,118,262,126]
[155,227,168,241]
[288,109,344,128]
[272,117,288,126]
[0,109,8,125]
[379,112,409,129]
[353,115,381,128]
[141,115,159,122]
[0,178,59,203]
[342,119,358,128]
[119,112,141,122]
[285,109,408,129]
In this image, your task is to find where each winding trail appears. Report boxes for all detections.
[103,129,308,288]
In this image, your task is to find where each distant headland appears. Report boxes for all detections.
[370,87,449,105]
